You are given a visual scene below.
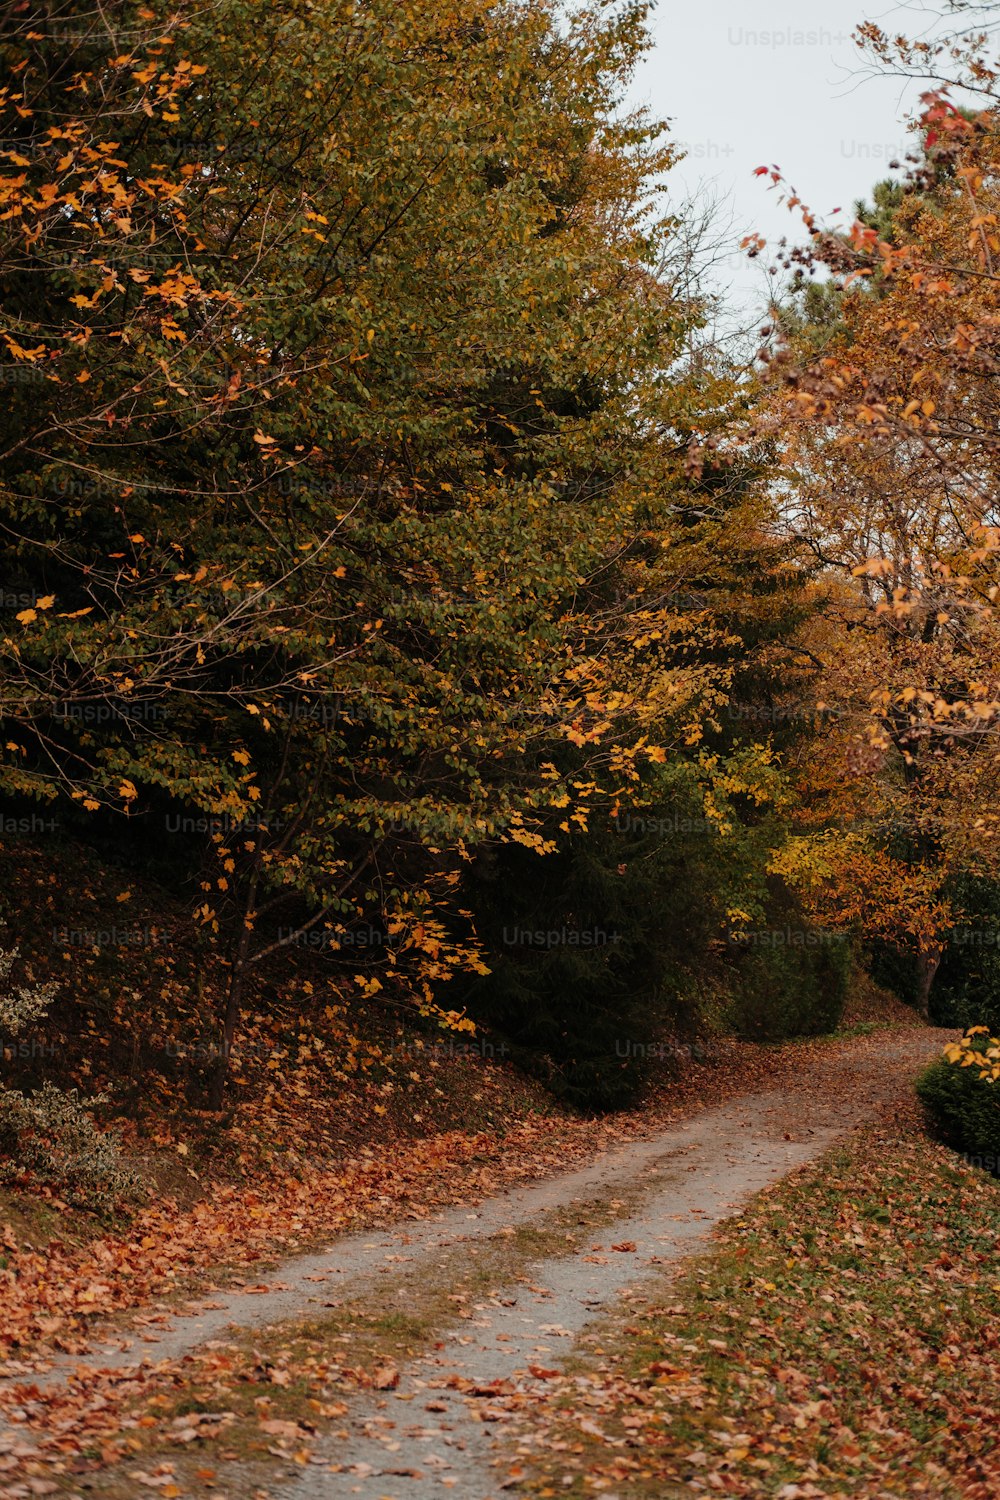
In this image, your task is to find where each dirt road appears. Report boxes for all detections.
[0,1028,945,1498]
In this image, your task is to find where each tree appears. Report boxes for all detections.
[759,41,1000,1014]
[4,0,773,1100]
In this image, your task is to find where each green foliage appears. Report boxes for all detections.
[774,278,849,354]
[0,0,842,1109]
[934,875,1000,1032]
[865,939,921,1009]
[465,770,721,1109]
[465,746,846,1103]
[728,927,850,1042]
[2,0,755,1080]
[917,1049,1000,1172]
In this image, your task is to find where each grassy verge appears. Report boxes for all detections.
[511,1099,1000,1498]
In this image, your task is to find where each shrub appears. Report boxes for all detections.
[916,1028,1000,1171]
[0,938,56,1039]
[0,928,138,1208]
[729,928,851,1042]
[932,874,1000,1032]
[0,1083,138,1208]
[464,797,718,1111]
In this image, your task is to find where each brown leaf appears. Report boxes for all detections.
[372,1363,400,1390]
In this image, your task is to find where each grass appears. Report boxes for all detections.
[510,1099,1000,1497]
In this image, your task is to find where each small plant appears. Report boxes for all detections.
[0,928,138,1208]
[0,1082,138,1207]
[0,939,56,1040]
[916,1027,1000,1171]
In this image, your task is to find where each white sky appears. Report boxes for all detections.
[631,0,955,330]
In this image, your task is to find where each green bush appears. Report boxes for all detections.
[729,928,851,1042]
[917,1035,1000,1172]
[464,784,723,1111]
[933,875,1000,1033]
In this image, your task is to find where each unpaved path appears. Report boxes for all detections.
[0,1028,945,1493]
[262,1030,944,1499]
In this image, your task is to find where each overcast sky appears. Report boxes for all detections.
[631,0,954,329]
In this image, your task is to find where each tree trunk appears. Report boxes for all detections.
[915,946,942,1020]
[207,962,246,1110]
[208,869,259,1110]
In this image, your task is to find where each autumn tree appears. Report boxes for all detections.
[758,28,1000,1014]
[4,0,799,1100]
